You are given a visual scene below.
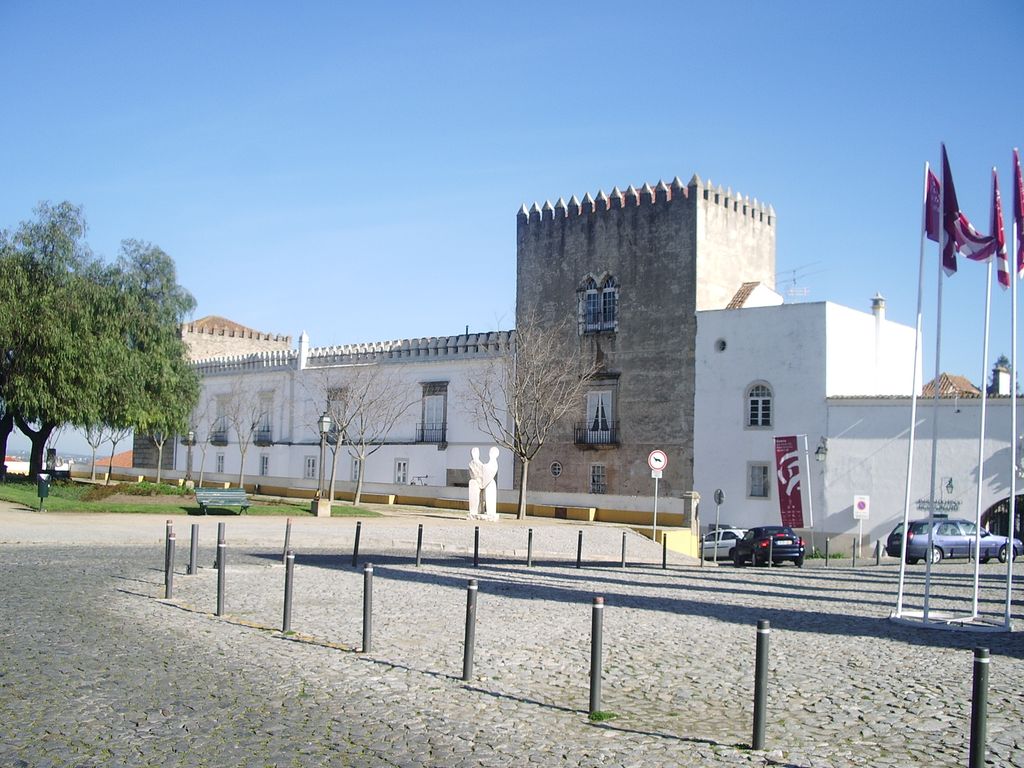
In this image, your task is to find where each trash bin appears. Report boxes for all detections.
[37,473,50,511]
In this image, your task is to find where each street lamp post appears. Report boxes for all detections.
[185,429,195,485]
[312,412,332,517]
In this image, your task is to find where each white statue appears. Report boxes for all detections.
[480,447,500,521]
[467,447,484,519]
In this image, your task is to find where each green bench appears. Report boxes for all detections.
[195,488,250,515]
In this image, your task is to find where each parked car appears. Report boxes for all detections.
[701,528,746,560]
[886,518,1023,564]
[732,526,806,567]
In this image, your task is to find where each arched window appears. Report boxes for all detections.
[746,383,773,427]
[578,274,618,334]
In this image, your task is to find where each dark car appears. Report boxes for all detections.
[733,526,806,567]
[886,518,1023,564]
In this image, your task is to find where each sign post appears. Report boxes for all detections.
[853,494,870,559]
[648,450,668,539]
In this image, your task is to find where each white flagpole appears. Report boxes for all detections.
[896,162,929,618]
[971,250,993,619]
[1007,176,1020,629]
[924,149,949,622]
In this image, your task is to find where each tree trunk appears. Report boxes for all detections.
[155,441,164,484]
[89,446,97,481]
[0,412,14,479]
[328,447,339,502]
[197,445,207,489]
[16,417,54,479]
[237,449,247,490]
[106,437,121,485]
[354,457,365,506]
[517,457,530,520]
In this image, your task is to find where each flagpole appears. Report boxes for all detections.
[972,254,993,619]
[1008,185,1019,629]
[896,162,929,618]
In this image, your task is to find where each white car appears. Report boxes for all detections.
[702,528,746,560]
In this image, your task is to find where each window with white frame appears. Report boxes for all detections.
[215,453,225,474]
[304,456,317,480]
[748,462,771,498]
[746,383,773,428]
[259,454,269,477]
[590,464,607,494]
[586,390,613,440]
[601,276,618,327]
[351,457,362,482]
[419,382,448,443]
[256,392,273,442]
[395,458,409,484]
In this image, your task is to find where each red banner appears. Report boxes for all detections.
[774,436,804,528]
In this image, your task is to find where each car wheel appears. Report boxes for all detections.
[794,556,804,568]
[980,555,991,564]
[906,557,920,565]
[999,544,1009,563]
[930,547,943,564]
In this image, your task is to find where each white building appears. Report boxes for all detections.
[695,291,1021,543]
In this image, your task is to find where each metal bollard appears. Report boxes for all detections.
[875,539,882,566]
[462,579,478,681]
[969,647,989,768]
[752,619,770,750]
[415,523,423,567]
[527,528,534,567]
[216,539,226,617]
[213,522,225,568]
[589,596,605,715]
[188,523,199,575]
[282,550,295,633]
[620,531,627,569]
[361,563,373,653]
[576,530,583,569]
[768,538,774,567]
[282,518,292,565]
[164,533,176,599]
[473,525,480,568]
[662,536,668,570]
[852,540,857,568]
[164,520,173,575]
[824,537,830,568]
[352,521,362,568]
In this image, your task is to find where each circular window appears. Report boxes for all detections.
[550,461,562,477]
[715,338,727,352]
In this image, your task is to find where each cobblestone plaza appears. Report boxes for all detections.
[1,507,1022,767]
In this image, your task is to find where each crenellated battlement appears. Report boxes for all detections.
[306,330,514,367]
[517,174,774,228]
[193,330,515,375]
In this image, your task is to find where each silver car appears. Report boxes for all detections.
[702,528,746,560]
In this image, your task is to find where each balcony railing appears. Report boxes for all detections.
[210,429,229,446]
[254,428,273,446]
[574,422,619,446]
[416,423,447,444]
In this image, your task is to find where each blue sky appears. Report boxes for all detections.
[3,1,1023,454]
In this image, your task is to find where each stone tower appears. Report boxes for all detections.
[516,175,776,498]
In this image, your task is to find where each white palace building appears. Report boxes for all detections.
[140,174,1023,547]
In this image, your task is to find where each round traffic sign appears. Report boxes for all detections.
[648,450,668,471]
[714,489,725,506]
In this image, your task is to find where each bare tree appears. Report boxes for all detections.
[465,312,598,519]
[189,398,215,489]
[302,363,415,506]
[221,379,267,489]
[105,426,132,485]
[83,422,107,481]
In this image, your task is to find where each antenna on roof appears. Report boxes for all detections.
[775,262,827,300]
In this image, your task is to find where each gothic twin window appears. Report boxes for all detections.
[578,275,618,333]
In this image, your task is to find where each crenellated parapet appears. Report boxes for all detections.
[306,330,514,367]
[193,348,298,375]
[193,330,515,374]
[517,174,773,229]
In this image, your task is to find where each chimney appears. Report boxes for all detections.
[298,331,309,370]
[871,292,886,321]
[992,361,1011,396]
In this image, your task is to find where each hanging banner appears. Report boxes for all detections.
[774,435,805,528]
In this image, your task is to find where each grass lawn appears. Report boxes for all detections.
[0,478,379,518]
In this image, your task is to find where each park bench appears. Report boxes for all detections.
[195,488,250,515]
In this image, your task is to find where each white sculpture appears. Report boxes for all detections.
[467,446,500,520]
[467,447,484,519]
[481,447,499,520]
